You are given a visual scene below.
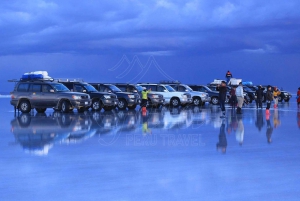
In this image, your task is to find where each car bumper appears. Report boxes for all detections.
[201,97,211,102]
[103,98,119,106]
[71,100,91,108]
[180,98,193,104]
[127,98,140,106]
[151,98,165,105]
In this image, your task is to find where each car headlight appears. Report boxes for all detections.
[128,95,135,98]
[72,95,82,100]
[151,95,159,98]
[200,93,206,97]
[104,95,111,99]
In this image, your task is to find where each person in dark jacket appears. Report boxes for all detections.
[229,86,237,109]
[265,85,273,115]
[256,85,264,109]
[217,81,227,118]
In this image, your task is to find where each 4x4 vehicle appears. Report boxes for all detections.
[58,80,118,111]
[137,83,193,107]
[90,83,140,110]
[10,79,91,113]
[188,85,222,105]
[261,85,292,102]
[206,85,251,103]
[164,82,210,106]
[113,83,165,108]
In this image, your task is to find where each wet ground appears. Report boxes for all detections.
[1,97,300,201]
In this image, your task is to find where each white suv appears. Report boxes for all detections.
[138,83,192,107]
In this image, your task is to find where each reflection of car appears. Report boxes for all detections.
[138,83,193,107]
[90,110,119,135]
[59,80,118,111]
[10,113,96,155]
[10,79,91,113]
[113,83,164,108]
[90,83,140,110]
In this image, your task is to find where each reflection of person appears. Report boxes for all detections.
[256,85,264,109]
[217,81,227,118]
[273,109,280,128]
[142,113,151,135]
[297,87,300,108]
[255,110,264,132]
[217,120,227,153]
[236,82,244,114]
[236,116,244,145]
[225,70,232,83]
[297,111,300,129]
[266,118,273,143]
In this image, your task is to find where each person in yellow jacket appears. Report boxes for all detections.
[273,87,281,108]
[141,87,151,109]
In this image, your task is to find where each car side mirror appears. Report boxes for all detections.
[185,89,188,92]
[50,89,55,93]
[108,90,112,93]
[83,90,87,93]
[164,90,168,92]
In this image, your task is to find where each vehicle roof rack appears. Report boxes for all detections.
[159,80,181,84]
[56,78,84,82]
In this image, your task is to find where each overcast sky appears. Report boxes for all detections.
[1,0,300,92]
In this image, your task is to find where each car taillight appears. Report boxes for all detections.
[11,94,15,99]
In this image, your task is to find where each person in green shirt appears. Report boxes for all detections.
[141,87,151,108]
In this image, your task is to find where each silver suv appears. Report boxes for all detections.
[10,80,91,113]
[138,83,192,107]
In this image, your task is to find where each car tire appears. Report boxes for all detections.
[18,113,31,127]
[170,98,180,107]
[278,96,283,102]
[19,100,31,113]
[35,108,47,113]
[193,97,202,106]
[211,97,219,105]
[92,100,102,111]
[117,99,127,110]
[61,101,70,113]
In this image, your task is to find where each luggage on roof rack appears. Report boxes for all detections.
[21,71,53,81]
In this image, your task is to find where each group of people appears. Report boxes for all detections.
[218,70,286,118]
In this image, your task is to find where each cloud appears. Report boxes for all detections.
[0,0,300,55]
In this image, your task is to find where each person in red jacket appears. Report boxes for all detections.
[297,87,300,108]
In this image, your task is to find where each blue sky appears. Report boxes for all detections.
[1,0,300,92]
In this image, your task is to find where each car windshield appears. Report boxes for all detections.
[243,86,252,91]
[83,84,98,92]
[52,83,70,92]
[108,85,121,92]
[165,85,176,92]
[135,85,144,92]
[183,85,193,92]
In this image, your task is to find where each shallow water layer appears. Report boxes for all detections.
[1,98,300,201]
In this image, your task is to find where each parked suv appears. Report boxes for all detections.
[113,83,165,108]
[58,80,118,111]
[165,83,210,106]
[137,83,192,107]
[10,80,91,113]
[90,83,140,110]
[188,85,222,105]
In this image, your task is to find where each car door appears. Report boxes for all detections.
[41,84,56,107]
[28,84,42,106]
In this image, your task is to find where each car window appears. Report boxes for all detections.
[29,84,42,92]
[165,85,175,92]
[17,83,30,92]
[83,84,97,92]
[52,83,70,92]
[42,84,52,92]
[178,86,186,92]
[108,85,121,92]
[157,86,165,92]
[135,85,144,92]
[74,84,84,92]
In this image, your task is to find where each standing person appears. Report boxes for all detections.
[296,87,300,108]
[273,86,281,108]
[217,81,227,118]
[229,86,237,109]
[225,70,232,84]
[256,85,264,109]
[235,82,244,114]
[141,87,151,112]
[265,85,273,115]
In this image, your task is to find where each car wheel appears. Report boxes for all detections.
[170,98,180,107]
[35,108,46,113]
[128,105,136,110]
[61,101,70,113]
[278,96,283,102]
[211,97,219,105]
[18,113,31,127]
[193,97,201,106]
[19,100,31,113]
[92,100,102,111]
[117,99,127,110]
